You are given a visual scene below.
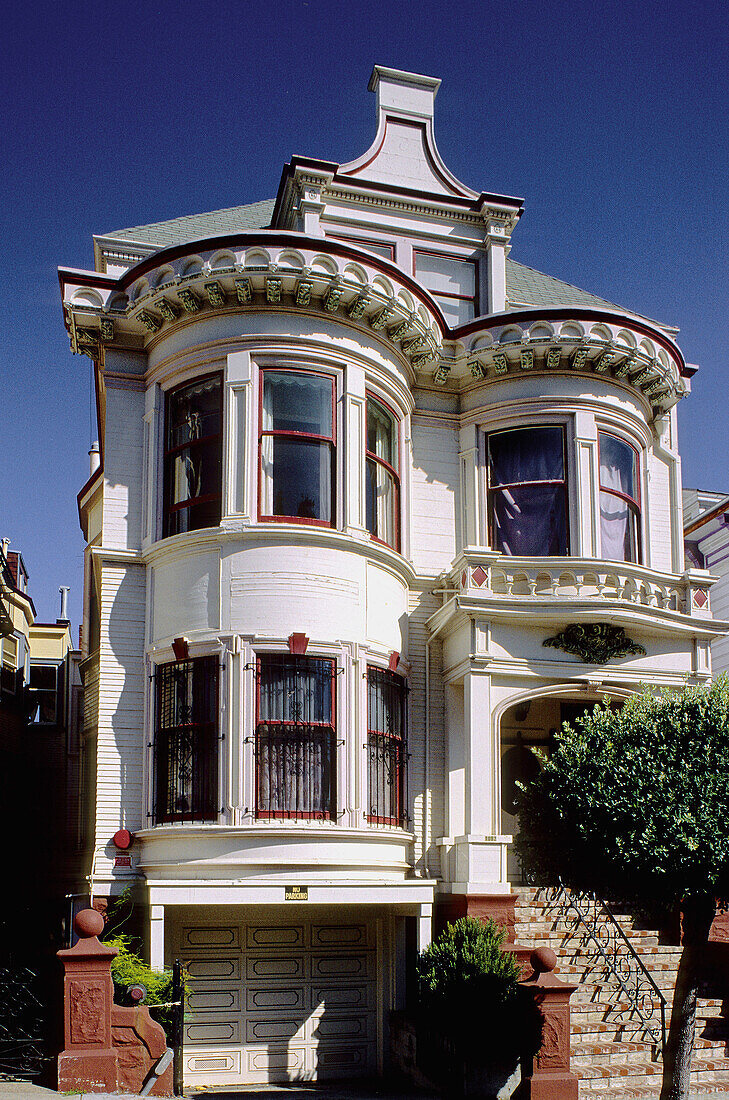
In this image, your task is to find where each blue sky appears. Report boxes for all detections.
[2,0,728,628]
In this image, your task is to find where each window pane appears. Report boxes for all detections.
[489,427,564,487]
[155,657,218,822]
[263,372,332,436]
[29,665,57,690]
[434,295,475,326]
[168,377,220,448]
[492,484,567,556]
[366,458,397,547]
[265,438,332,521]
[367,398,396,468]
[599,434,636,502]
[170,439,221,506]
[600,492,640,563]
[415,253,476,297]
[259,657,333,724]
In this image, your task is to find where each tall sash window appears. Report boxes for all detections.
[260,371,335,525]
[365,396,400,551]
[164,375,222,537]
[153,656,219,823]
[367,668,408,826]
[487,426,568,556]
[599,433,641,563]
[255,655,336,819]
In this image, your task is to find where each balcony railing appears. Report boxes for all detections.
[450,553,713,618]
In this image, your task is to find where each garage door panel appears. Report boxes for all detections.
[187,956,240,981]
[185,1020,240,1044]
[246,1046,307,1076]
[188,988,240,1012]
[311,953,369,977]
[311,923,371,948]
[184,926,239,949]
[312,1014,370,1040]
[185,1051,241,1078]
[247,924,305,949]
[246,1016,307,1042]
[246,954,305,979]
[314,1044,372,1077]
[246,985,306,1011]
[310,983,373,1010]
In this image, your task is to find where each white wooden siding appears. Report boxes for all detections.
[103,380,145,550]
[410,415,459,576]
[710,572,729,674]
[407,588,444,874]
[94,562,146,854]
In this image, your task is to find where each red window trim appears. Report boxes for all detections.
[258,368,337,527]
[163,372,223,538]
[486,425,570,555]
[365,392,401,553]
[598,431,642,564]
[254,654,337,821]
[413,247,479,307]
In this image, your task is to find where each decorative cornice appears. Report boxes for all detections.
[543,622,647,664]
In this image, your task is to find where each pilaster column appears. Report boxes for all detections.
[574,410,598,557]
[224,351,253,521]
[149,904,165,971]
[344,363,368,537]
[459,424,481,549]
[485,225,508,314]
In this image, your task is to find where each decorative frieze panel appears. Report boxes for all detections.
[61,237,443,373]
[461,317,685,412]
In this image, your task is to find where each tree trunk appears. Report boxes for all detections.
[660,895,716,1100]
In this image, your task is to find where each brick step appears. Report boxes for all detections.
[577,1060,729,1084]
[570,1021,727,1049]
[573,1045,729,1069]
[515,927,664,947]
[584,1087,729,1099]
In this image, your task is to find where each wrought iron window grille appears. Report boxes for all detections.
[366,666,409,827]
[152,655,219,824]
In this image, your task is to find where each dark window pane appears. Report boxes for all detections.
[263,438,333,521]
[492,484,567,556]
[169,439,221,507]
[599,433,636,501]
[489,427,564,487]
[367,398,395,468]
[263,373,332,435]
[168,377,221,449]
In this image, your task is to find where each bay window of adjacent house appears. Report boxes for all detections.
[255,655,336,820]
[260,370,335,525]
[163,375,222,537]
[153,656,219,823]
[366,395,400,551]
[487,426,569,556]
[413,250,478,326]
[367,667,408,826]
[599,432,641,563]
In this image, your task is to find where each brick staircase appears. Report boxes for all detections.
[515,886,729,1098]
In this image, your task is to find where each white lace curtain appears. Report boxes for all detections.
[599,434,638,562]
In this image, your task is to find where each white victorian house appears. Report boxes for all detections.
[60,67,726,1088]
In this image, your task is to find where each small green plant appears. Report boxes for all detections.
[100,891,188,1042]
[416,917,541,1062]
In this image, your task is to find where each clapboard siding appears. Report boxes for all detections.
[103,382,145,551]
[407,587,444,874]
[647,450,675,573]
[95,562,147,852]
[410,416,459,576]
[710,573,729,674]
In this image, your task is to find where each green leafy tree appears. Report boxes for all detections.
[516,677,729,1100]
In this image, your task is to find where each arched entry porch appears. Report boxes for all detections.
[499,691,626,885]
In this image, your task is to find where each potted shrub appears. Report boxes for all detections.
[415,917,541,1099]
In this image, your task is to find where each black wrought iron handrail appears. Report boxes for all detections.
[545,882,666,1058]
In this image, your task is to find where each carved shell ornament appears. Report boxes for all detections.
[543,623,646,664]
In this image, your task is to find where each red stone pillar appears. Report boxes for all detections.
[519,947,579,1100]
[57,908,119,1092]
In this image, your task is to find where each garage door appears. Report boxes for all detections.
[177,916,378,1085]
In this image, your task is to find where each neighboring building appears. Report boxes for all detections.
[684,489,729,674]
[59,67,727,1087]
[0,544,82,924]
